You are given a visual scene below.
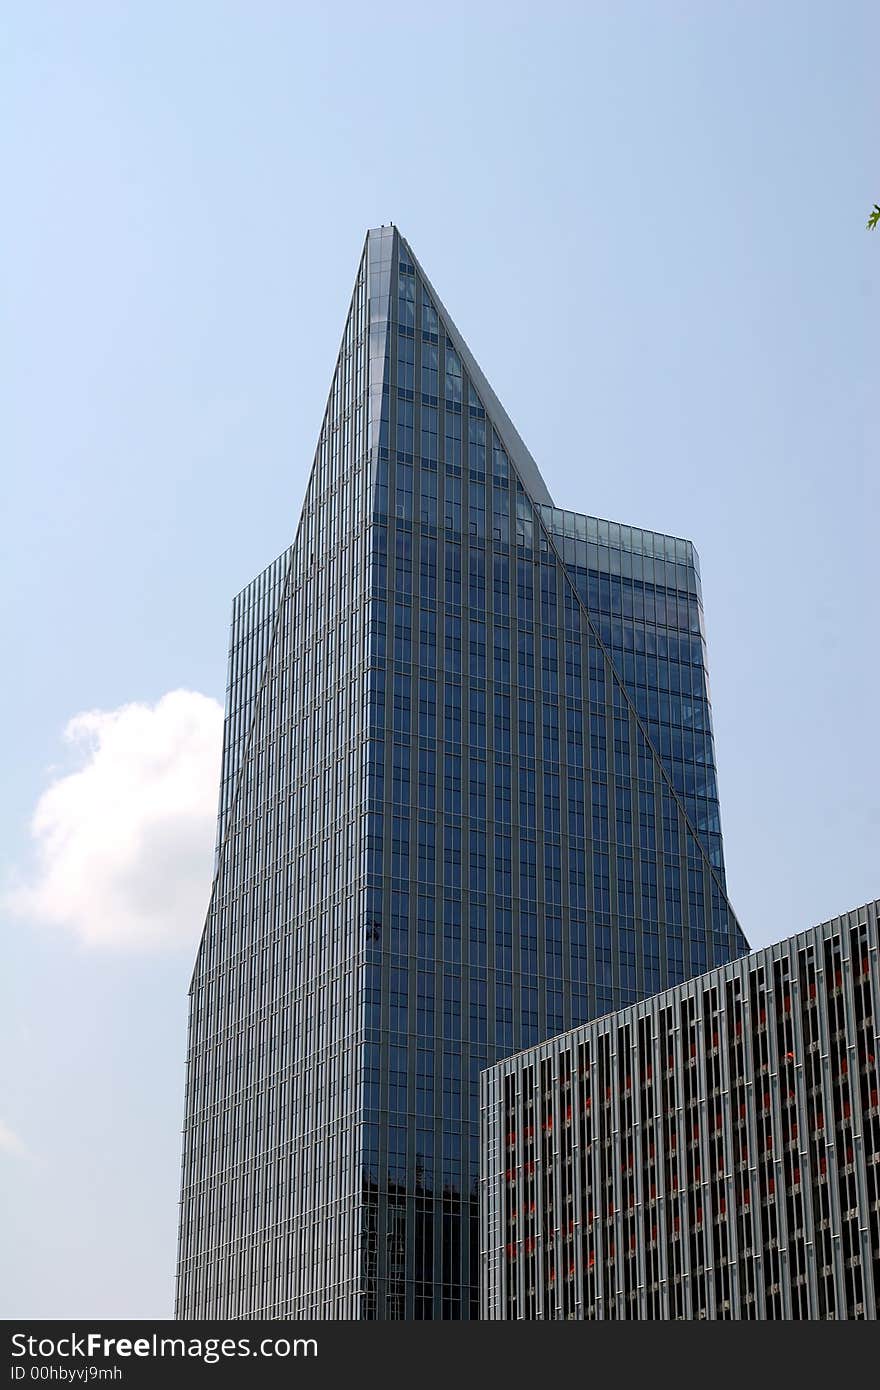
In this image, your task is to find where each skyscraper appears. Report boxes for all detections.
[175,226,748,1320]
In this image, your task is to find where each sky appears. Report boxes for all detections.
[1,1,877,1319]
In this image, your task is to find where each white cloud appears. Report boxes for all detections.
[8,691,224,951]
[0,1121,28,1160]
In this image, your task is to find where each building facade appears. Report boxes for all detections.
[176,226,747,1320]
[481,899,880,1320]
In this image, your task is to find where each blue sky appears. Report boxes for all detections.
[1,1,877,1317]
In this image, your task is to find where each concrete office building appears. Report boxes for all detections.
[481,899,880,1319]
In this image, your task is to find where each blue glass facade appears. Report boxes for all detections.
[538,508,724,876]
[176,227,748,1321]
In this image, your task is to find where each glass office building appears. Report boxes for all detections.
[175,226,748,1320]
[481,899,880,1320]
